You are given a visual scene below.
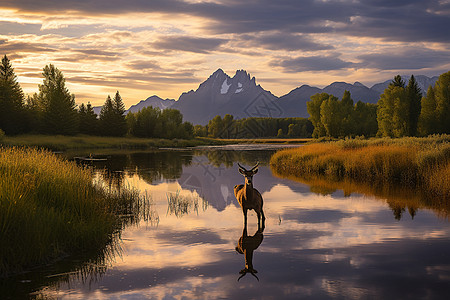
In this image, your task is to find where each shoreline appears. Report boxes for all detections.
[0,134,312,151]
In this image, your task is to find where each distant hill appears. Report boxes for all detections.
[91,71,439,123]
[370,75,439,94]
[92,96,175,117]
[126,96,175,114]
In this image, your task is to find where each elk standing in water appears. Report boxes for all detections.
[234,162,265,229]
[236,226,264,281]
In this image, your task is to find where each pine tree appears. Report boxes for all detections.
[37,64,78,135]
[406,75,422,136]
[79,102,98,135]
[0,55,25,134]
[391,75,406,88]
[112,91,127,136]
[99,95,116,136]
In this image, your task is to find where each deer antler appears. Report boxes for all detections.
[237,269,260,282]
[251,162,259,171]
[237,162,246,171]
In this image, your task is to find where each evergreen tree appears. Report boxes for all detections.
[37,64,78,135]
[99,95,116,136]
[391,75,406,88]
[0,55,26,134]
[112,91,127,136]
[406,75,422,136]
[78,102,98,135]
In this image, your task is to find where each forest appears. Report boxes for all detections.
[0,56,194,139]
[1,54,449,140]
[307,73,450,138]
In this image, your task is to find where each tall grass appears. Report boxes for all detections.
[166,190,207,217]
[270,135,450,200]
[0,147,146,276]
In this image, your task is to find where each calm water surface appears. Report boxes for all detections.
[4,145,450,299]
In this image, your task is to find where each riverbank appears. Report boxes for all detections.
[0,134,228,151]
[270,135,450,200]
[0,147,147,277]
[0,134,311,151]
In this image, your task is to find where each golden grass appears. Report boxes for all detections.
[270,135,450,200]
[0,147,146,276]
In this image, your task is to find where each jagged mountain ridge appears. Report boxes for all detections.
[92,70,439,124]
[170,69,277,125]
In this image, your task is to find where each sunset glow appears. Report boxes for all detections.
[1,0,449,107]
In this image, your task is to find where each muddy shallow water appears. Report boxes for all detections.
[4,145,450,299]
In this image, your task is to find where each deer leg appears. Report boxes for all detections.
[261,210,266,229]
[243,208,248,228]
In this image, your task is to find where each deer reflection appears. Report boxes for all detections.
[236,226,264,281]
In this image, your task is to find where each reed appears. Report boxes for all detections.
[166,190,204,217]
[270,135,450,199]
[0,147,145,276]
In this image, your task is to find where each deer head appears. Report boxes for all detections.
[238,162,259,185]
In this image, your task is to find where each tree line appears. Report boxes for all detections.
[194,114,313,138]
[0,55,193,139]
[307,72,450,138]
[2,54,448,140]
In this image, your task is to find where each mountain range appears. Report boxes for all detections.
[93,70,439,125]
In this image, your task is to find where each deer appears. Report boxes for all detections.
[235,226,264,281]
[234,162,265,230]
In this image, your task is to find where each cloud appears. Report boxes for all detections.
[126,60,162,70]
[358,48,450,70]
[239,32,334,51]
[0,40,57,54]
[271,55,357,72]
[2,0,449,44]
[152,36,228,53]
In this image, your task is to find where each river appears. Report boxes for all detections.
[3,145,450,299]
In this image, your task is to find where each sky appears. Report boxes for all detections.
[1,0,449,108]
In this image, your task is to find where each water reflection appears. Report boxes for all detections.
[271,169,450,221]
[236,226,264,281]
[5,146,450,299]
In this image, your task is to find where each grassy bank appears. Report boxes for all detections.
[1,134,229,151]
[270,135,450,199]
[0,134,311,151]
[0,147,146,277]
